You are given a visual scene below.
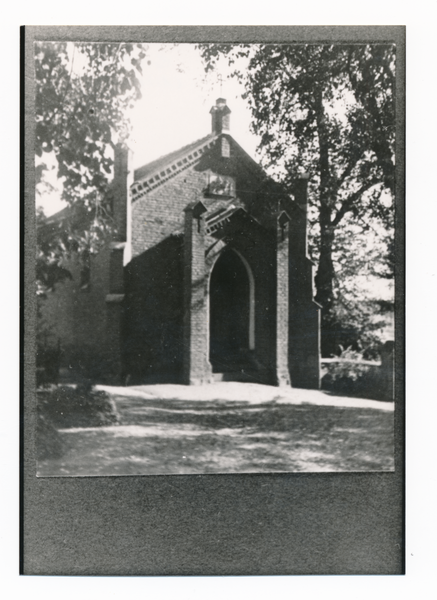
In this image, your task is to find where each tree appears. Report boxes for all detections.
[35,41,147,294]
[198,43,395,355]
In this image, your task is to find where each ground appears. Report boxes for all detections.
[36,382,395,476]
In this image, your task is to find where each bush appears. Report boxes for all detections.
[322,299,393,361]
[36,299,62,387]
[36,342,62,387]
[37,383,119,429]
[321,346,384,400]
[36,408,65,460]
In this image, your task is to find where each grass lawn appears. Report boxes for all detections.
[37,387,394,476]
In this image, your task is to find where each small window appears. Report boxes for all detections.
[221,137,230,158]
[207,173,235,197]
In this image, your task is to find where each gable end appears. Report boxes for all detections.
[131,137,218,202]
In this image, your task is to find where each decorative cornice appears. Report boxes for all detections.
[205,205,239,235]
[131,138,217,202]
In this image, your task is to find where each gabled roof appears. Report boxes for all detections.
[130,129,277,204]
[134,133,215,182]
[131,133,218,201]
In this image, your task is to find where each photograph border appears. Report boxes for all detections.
[22,25,405,575]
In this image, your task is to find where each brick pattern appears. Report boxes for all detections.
[39,243,124,382]
[286,176,321,389]
[42,136,321,388]
[131,138,216,201]
[204,216,277,383]
[275,214,291,386]
[131,166,209,256]
[183,205,211,384]
[112,144,133,242]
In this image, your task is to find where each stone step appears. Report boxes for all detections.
[212,370,257,383]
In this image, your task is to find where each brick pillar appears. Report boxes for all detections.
[288,174,321,389]
[274,211,291,387]
[105,297,124,384]
[104,242,126,384]
[292,174,309,255]
[183,201,211,385]
[113,143,133,243]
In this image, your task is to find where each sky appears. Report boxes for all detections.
[130,44,258,168]
[36,43,393,301]
[38,43,259,216]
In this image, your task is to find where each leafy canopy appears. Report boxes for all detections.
[35,42,146,293]
[199,43,395,355]
[200,43,394,222]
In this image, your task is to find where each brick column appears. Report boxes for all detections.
[274,211,291,387]
[288,174,321,389]
[104,242,126,384]
[113,143,133,243]
[183,201,211,385]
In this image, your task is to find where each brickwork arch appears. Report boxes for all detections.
[207,247,255,371]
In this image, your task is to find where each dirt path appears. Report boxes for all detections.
[37,384,394,477]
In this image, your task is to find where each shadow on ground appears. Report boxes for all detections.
[37,390,394,476]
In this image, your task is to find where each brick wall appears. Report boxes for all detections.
[123,235,184,383]
[39,243,124,382]
[130,138,288,257]
[274,213,291,386]
[40,137,321,388]
[183,204,210,384]
[204,215,278,384]
[287,198,321,388]
[131,166,209,257]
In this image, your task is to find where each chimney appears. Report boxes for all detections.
[210,98,231,134]
[112,142,133,242]
[291,173,310,257]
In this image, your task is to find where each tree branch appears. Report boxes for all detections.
[331,179,378,227]
[336,150,366,191]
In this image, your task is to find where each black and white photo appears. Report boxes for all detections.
[22,26,405,576]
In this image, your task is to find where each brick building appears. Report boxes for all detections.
[40,99,321,388]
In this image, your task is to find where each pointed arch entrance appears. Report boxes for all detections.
[209,248,255,372]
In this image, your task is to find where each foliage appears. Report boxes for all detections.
[36,407,65,460]
[35,42,146,293]
[37,384,119,429]
[36,295,62,386]
[198,43,395,355]
[329,296,392,361]
[321,346,382,400]
[321,214,394,358]
[37,384,119,461]
[324,345,373,379]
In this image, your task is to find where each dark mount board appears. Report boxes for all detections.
[22,25,405,575]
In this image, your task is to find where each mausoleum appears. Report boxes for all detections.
[40,99,321,388]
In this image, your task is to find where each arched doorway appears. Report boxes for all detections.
[209,249,253,372]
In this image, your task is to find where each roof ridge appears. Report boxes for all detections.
[133,133,216,181]
[131,133,218,201]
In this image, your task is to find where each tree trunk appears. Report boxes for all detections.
[315,206,337,357]
[313,88,338,357]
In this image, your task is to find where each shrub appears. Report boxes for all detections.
[37,384,119,429]
[36,299,62,387]
[36,342,62,387]
[321,346,383,400]
[36,407,65,460]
